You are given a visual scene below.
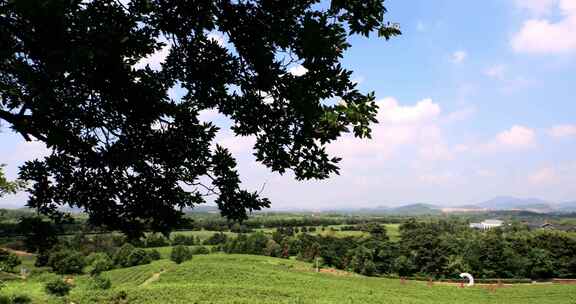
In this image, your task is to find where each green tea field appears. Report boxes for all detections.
[3,254,576,304]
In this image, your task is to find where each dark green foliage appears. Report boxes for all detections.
[191,246,210,255]
[112,244,150,268]
[145,234,169,248]
[0,165,25,198]
[147,249,161,261]
[113,244,136,267]
[44,278,71,297]
[365,223,389,241]
[527,248,555,280]
[204,232,228,245]
[264,239,282,257]
[171,234,195,246]
[1,0,395,238]
[87,252,114,276]
[0,296,8,304]
[126,249,151,267]
[393,255,416,277]
[0,249,20,272]
[48,250,85,274]
[91,275,112,290]
[34,251,49,267]
[17,217,58,254]
[10,295,32,304]
[349,246,376,276]
[171,245,193,264]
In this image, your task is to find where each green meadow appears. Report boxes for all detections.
[3,254,575,304]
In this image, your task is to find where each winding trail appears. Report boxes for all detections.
[140,270,165,287]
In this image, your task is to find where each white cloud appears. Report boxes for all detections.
[451,50,467,63]
[529,167,557,184]
[495,125,536,147]
[549,124,576,137]
[288,65,308,76]
[511,0,576,54]
[377,97,440,124]
[133,43,171,71]
[484,64,506,80]
[444,106,476,123]
[207,32,227,47]
[329,97,466,164]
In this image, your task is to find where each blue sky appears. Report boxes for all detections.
[2,0,576,209]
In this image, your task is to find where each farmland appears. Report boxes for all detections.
[3,254,576,303]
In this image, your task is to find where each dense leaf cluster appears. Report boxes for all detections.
[0,0,399,237]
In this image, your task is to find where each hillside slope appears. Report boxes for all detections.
[4,254,576,303]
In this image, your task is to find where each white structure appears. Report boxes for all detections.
[469,219,503,230]
[459,273,475,287]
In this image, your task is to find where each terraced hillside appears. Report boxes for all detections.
[3,254,576,303]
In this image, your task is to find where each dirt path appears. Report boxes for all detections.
[0,248,33,257]
[140,270,165,287]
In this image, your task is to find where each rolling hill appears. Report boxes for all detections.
[4,254,576,303]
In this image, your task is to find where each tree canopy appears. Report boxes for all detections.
[0,165,25,197]
[0,0,399,237]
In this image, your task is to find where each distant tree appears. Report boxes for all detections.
[191,246,210,255]
[393,255,415,277]
[366,223,389,241]
[264,239,282,257]
[113,244,136,267]
[91,275,112,290]
[147,249,162,261]
[1,0,399,238]
[144,233,169,248]
[45,278,72,297]
[0,249,21,272]
[126,248,151,267]
[349,246,376,276]
[204,232,228,246]
[172,234,195,246]
[527,248,555,280]
[171,245,193,264]
[0,165,25,198]
[17,217,58,254]
[86,252,114,276]
[48,250,86,274]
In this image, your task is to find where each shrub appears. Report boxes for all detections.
[127,248,151,267]
[172,234,194,246]
[45,278,72,297]
[0,249,21,272]
[48,250,85,274]
[0,295,9,304]
[109,290,128,304]
[191,246,210,255]
[34,251,49,267]
[113,243,136,267]
[147,249,161,261]
[203,233,227,245]
[11,295,32,304]
[171,245,192,264]
[264,240,282,257]
[91,275,112,290]
[145,233,169,248]
[87,252,114,276]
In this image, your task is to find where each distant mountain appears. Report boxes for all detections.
[557,201,576,212]
[386,203,441,215]
[477,196,553,211]
[322,203,441,215]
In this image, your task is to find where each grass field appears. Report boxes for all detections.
[3,253,576,303]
